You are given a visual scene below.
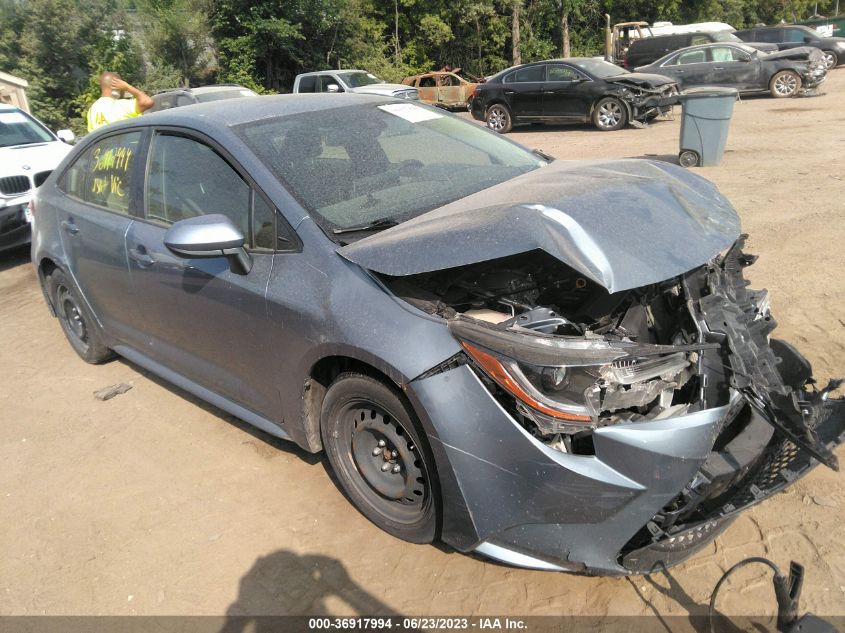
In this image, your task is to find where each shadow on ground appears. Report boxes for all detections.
[218,549,418,632]
[0,244,30,273]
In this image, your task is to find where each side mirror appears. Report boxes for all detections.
[164,214,252,275]
[804,36,813,43]
[739,54,753,62]
[326,83,341,93]
[56,129,75,144]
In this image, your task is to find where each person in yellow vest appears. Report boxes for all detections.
[86,72,154,132]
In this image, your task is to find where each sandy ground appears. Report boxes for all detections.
[1,71,844,622]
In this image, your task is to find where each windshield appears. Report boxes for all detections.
[712,31,741,42]
[0,109,55,148]
[570,59,629,78]
[196,88,258,103]
[338,72,382,88]
[239,103,545,235]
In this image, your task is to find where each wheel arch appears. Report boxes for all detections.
[37,256,61,316]
[300,350,413,454]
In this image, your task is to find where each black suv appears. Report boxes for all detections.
[625,31,776,68]
[735,24,845,69]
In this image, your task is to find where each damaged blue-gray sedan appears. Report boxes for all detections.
[31,94,844,575]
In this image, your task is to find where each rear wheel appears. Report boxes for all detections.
[321,373,439,543]
[48,269,113,363]
[593,97,628,131]
[485,103,513,133]
[770,70,801,98]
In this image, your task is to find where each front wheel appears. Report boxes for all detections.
[321,373,439,543]
[485,104,513,133]
[592,97,628,131]
[822,50,838,70]
[770,70,802,98]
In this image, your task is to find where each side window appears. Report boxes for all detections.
[711,47,736,62]
[677,49,707,65]
[298,76,316,93]
[84,131,142,214]
[513,65,545,82]
[547,65,581,81]
[785,28,807,43]
[761,29,784,43]
[319,75,343,92]
[690,34,710,46]
[252,192,276,251]
[60,147,91,200]
[419,76,436,87]
[146,134,250,239]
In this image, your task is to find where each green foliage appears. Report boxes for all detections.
[5,0,839,130]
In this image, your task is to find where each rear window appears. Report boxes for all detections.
[238,103,544,233]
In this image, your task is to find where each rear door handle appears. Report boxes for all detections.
[61,219,79,235]
[714,66,725,70]
[128,246,155,268]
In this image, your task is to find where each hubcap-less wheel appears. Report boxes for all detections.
[486,105,511,133]
[823,51,837,70]
[339,401,430,524]
[773,72,799,97]
[56,284,89,352]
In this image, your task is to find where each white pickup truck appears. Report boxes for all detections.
[292,70,418,100]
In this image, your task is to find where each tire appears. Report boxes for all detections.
[822,50,838,70]
[770,70,802,98]
[679,150,700,168]
[48,269,113,364]
[592,97,628,131]
[485,103,512,134]
[321,372,439,543]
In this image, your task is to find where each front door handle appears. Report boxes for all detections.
[504,89,515,95]
[61,219,79,235]
[129,246,155,268]
[714,66,725,70]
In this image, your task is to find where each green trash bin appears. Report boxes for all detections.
[677,87,738,168]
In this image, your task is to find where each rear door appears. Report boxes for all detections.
[660,47,714,88]
[56,129,149,345]
[503,65,545,117]
[542,64,592,118]
[125,129,282,419]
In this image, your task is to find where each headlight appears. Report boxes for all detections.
[450,315,703,427]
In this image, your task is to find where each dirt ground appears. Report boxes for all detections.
[2,71,844,622]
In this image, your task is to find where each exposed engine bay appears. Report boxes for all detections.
[384,237,842,471]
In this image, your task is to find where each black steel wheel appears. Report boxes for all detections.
[321,373,438,543]
[48,269,113,363]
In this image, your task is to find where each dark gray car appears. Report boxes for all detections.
[637,43,827,97]
[31,94,844,575]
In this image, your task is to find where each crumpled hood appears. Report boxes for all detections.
[0,141,71,178]
[338,159,741,293]
[606,73,677,88]
[763,46,821,61]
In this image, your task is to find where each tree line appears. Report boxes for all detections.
[0,0,835,133]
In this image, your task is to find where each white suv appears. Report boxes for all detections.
[0,105,74,253]
[293,70,418,99]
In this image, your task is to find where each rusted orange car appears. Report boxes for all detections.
[401,71,478,110]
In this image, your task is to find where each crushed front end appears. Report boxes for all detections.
[394,237,844,574]
[610,79,679,123]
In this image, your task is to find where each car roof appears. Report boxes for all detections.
[0,103,21,111]
[110,93,394,130]
[155,84,250,96]
[297,69,366,77]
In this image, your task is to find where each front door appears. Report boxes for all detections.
[126,130,281,420]
[56,129,148,346]
[542,64,592,118]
